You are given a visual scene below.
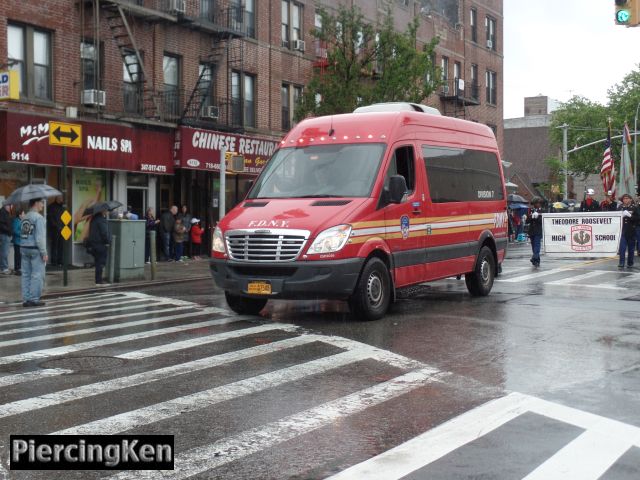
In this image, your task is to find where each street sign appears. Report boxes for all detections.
[61,226,72,241]
[61,210,71,226]
[49,121,82,148]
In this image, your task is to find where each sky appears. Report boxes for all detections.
[503,0,640,119]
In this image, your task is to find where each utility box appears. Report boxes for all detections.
[107,219,145,281]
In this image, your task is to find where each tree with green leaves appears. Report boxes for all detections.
[549,65,640,179]
[295,5,440,121]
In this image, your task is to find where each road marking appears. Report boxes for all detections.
[0,369,74,388]
[522,429,632,480]
[0,333,325,419]
[0,293,119,313]
[499,267,576,283]
[105,367,440,480]
[328,392,640,480]
[327,392,531,480]
[0,305,193,335]
[0,298,156,323]
[0,314,239,366]
[56,347,376,435]
[545,270,611,286]
[116,323,300,359]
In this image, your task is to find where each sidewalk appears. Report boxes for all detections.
[0,258,212,304]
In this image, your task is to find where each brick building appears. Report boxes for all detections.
[0,0,503,263]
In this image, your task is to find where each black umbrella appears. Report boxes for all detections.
[507,193,526,203]
[4,184,62,205]
[83,200,123,216]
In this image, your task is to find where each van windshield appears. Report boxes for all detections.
[248,143,386,199]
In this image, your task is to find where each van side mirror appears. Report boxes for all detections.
[388,175,407,204]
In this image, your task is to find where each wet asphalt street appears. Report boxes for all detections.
[0,242,639,479]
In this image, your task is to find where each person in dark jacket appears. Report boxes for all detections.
[580,188,600,212]
[159,205,177,261]
[600,191,618,212]
[47,196,65,266]
[618,194,638,269]
[526,197,544,267]
[12,209,25,275]
[88,210,112,285]
[0,203,12,274]
[144,207,160,264]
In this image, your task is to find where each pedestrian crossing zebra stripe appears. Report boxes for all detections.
[0,297,157,323]
[116,322,300,359]
[0,369,74,388]
[0,293,119,314]
[0,304,193,335]
[55,347,378,436]
[0,333,327,419]
[0,314,239,366]
[105,367,439,480]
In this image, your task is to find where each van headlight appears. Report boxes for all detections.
[212,227,226,253]
[308,225,352,254]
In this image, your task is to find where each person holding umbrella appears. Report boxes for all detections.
[526,197,544,267]
[87,206,112,286]
[20,198,48,307]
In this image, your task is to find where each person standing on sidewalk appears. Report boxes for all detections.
[144,207,160,264]
[190,218,203,259]
[88,209,112,285]
[618,194,638,269]
[0,203,12,274]
[160,205,177,261]
[12,209,25,276]
[20,198,48,307]
[47,196,64,267]
[526,197,543,267]
[173,217,187,262]
[178,205,192,259]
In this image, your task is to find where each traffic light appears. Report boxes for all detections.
[615,0,639,26]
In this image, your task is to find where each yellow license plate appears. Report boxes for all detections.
[247,281,272,295]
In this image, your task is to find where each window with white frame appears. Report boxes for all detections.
[486,70,497,105]
[8,23,52,100]
[282,0,303,50]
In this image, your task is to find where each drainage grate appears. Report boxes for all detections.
[39,356,127,372]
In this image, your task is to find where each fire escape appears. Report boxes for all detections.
[79,0,246,127]
[439,78,480,119]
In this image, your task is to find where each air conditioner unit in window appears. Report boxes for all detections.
[203,105,219,119]
[294,39,305,52]
[486,39,493,49]
[441,85,449,95]
[166,0,185,14]
[230,155,245,173]
[82,89,106,107]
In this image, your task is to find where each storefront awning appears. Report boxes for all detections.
[0,111,174,174]
[174,126,280,175]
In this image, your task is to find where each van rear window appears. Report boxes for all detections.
[422,146,504,203]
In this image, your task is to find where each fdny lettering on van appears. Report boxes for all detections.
[248,220,291,228]
[494,211,508,228]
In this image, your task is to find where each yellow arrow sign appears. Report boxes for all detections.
[61,225,72,241]
[61,210,72,226]
[49,121,82,148]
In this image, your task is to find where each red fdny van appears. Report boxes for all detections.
[210,103,508,320]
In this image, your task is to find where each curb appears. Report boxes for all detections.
[2,274,212,304]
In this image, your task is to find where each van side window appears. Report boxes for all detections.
[422,146,503,202]
[385,146,416,194]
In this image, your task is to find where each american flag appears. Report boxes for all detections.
[600,124,616,198]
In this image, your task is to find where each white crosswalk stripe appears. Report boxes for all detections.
[1,291,632,479]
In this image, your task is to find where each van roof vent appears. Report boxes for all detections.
[353,102,441,115]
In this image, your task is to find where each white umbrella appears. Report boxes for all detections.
[4,184,62,205]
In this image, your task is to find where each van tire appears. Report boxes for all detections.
[225,292,268,315]
[349,258,391,321]
[465,246,495,297]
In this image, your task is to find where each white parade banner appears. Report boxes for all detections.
[542,212,621,257]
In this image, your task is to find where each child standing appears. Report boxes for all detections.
[190,218,203,259]
[173,218,186,262]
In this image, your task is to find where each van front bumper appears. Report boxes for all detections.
[209,258,365,299]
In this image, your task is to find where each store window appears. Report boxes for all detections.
[127,173,148,219]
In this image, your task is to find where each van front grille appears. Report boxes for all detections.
[225,229,310,262]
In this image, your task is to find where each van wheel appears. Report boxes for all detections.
[349,258,391,321]
[465,246,495,297]
[225,292,268,315]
